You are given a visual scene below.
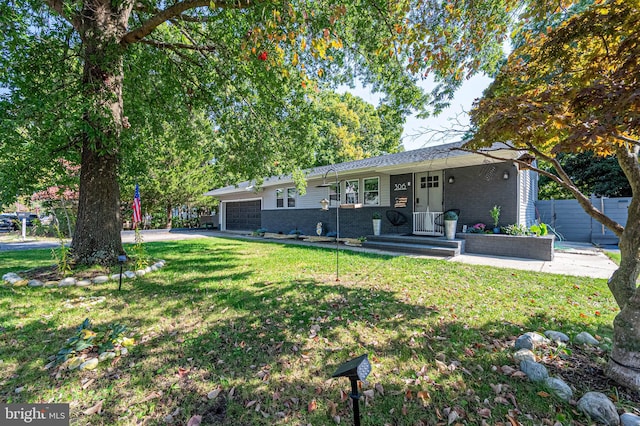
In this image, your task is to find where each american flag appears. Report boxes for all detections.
[132,184,141,227]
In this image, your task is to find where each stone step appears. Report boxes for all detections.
[362,240,460,257]
[366,234,464,251]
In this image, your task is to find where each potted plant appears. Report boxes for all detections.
[372,212,382,236]
[490,205,501,233]
[443,210,458,240]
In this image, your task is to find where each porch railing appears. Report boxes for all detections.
[413,211,444,236]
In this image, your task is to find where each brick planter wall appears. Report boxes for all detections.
[460,233,555,261]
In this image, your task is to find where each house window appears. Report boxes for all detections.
[427,175,439,188]
[276,188,284,208]
[329,183,341,207]
[363,177,379,206]
[287,188,296,207]
[345,179,359,204]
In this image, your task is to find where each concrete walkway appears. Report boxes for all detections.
[1,229,619,280]
[449,244,618,279]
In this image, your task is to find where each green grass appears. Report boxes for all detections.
[0,237,627,425]
[605,251,621,265]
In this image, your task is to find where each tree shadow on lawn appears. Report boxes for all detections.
[0,277,631,426]
[0,239,629,425]
[96,278,624,424]
[68,277,438,424]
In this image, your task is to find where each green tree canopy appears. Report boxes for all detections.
[0,0,518,265]
[306,91,404,167]
[538,152,633,200]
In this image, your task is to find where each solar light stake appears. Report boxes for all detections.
[349,375,361,426]
[331,354,371,426]
[118,255,127,291]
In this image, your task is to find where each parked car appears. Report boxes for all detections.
[0,213,19,231]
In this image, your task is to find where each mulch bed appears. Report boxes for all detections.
[543,345,640,406]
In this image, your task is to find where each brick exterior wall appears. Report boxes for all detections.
[445,163,518,232]
[460,233,555,261]
[261,207,408,238]
[250,161,523,237]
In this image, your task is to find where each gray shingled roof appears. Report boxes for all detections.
[307,141,465,178]
[205,141,514,196]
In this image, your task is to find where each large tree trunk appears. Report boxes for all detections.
[605,146,640,390]
[72,146,124,264]
[166,204,173,229]
[70,1,131,265]
[606,196,640,390]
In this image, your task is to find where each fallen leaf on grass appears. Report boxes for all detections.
[83,400,103,416]
[537,391,550,398]
[501,365,516,375]
[207,387,222,400]
[187,415,202,426]
[494,396,509,405]
[506,414,520,426]
[490,383,503,394]
[308,399,317,412]
[435,359,448,373]
[510,371,527,379]
[327,401,337,417]
[417,391,430,406]
[478,408,491,418]
[375,383,385,396]
[140,391,162,403]
[362,389,375,403]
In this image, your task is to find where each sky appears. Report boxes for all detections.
[345,73,494,151]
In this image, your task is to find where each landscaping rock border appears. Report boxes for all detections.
[2,259,166,288]
[511,329,636,425]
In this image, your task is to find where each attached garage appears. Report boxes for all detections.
[224,200,262,231]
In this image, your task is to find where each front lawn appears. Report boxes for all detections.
[0,237,631,425]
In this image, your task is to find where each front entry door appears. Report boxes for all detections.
[414,171,443,235]
[414,171,443,212]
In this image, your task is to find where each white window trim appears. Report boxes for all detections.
[345,179,359,205]
[276,188,284,208]
[286,187,296,208]
[363,176,380,206]
[328,183,341,207]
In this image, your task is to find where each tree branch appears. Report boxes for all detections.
[43,0,81,30]
[121,0,257,46]
[139,39,217,52]
[613,133,640,147]
[615,144,640,196]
